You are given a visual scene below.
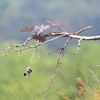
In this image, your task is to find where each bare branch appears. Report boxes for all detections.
[42,37,71,100]
[1,20,100,100]
[14,37,33,47]
[63,37,72,48]
[48,47,62,55]
[48,37,72,54]
[0,46,12,61]
[68,35,100,40]
[47,20,66,32]
[45,26,92,37]
[42,48,64,100]
[0,24,98,64]
[76,38,83,54]
[74,26,92,35]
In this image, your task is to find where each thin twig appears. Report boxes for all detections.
[76,38,83,54]
[74,26,92,35]
[48,37,72,54]
[42,48,64,100]
[48,47,62,54]
[47,20,66,32]
[42,38,72,100]
[30,49,37,63]
[63,37,72,48]
[45,26,92,37]
[15,37,33,47]
[15,34,65,52]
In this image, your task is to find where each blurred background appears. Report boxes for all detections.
[0,0,100,48]
[0,0,100,100]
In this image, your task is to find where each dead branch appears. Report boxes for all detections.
[42,47,64,100]
[0,25,96,59]
[76,38,83,54]
[1,20,100,100]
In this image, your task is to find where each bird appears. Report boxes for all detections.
[20,24,61,42]
[24,66,32,76]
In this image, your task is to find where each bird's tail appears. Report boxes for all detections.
[31,34,46,42]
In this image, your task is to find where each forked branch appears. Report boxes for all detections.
[0,21,100,100]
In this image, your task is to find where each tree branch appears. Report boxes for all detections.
[1,20,100,100]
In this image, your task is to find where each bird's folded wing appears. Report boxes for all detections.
[20,26,40,33]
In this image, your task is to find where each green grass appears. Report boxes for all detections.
[0,41,100,100]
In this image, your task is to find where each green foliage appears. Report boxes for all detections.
[0,41,100,100]
[58,77,100,100]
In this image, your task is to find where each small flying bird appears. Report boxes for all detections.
[20,24,61,42]
[24,66,32,76]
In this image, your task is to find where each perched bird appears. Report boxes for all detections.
[20,24,61,42]
[24,66,32,76]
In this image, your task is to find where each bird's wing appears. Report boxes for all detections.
[20,26,40,33]
[44,24,61,30]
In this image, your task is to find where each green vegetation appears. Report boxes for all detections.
[0,41,100,100]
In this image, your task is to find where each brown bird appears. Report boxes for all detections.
[20,24,61,42]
